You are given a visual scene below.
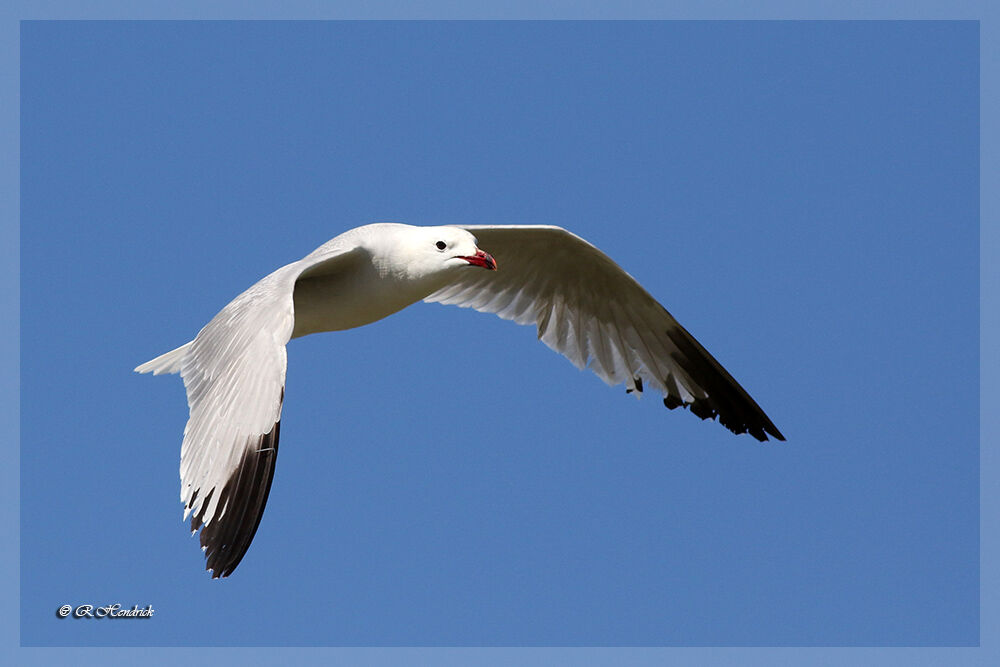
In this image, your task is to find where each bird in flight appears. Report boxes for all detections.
[136,223,784,578]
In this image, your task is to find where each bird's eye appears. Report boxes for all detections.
[435,241,447,250]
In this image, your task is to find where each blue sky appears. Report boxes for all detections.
[18,19,978,649]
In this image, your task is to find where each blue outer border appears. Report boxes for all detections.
[6,2,994,665]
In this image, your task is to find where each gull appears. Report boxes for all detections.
[136,223,784,578]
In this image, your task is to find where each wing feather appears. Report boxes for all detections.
[136,245,361,577]
[175,270,295,577]
[426,225,784,441]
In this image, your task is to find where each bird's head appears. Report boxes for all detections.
[387,225,497,281]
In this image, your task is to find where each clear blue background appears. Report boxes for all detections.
[20,20,978,646]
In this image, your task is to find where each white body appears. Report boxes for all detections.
[291,224,458,337]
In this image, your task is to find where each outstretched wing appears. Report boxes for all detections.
[426,225,784,442]
[136,245,362,578]
[176,266,296,578]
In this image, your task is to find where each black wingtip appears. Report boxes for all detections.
[660,320,785,443]
[661,391,784,441]
[190,419,281,579]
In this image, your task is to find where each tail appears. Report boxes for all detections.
[134,341,193,375]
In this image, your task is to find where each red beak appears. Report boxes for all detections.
[458,248,497,271]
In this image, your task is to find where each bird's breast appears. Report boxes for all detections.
[290,263,447,339]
